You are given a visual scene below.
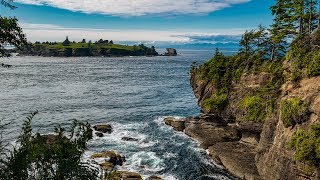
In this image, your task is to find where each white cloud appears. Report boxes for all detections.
[20,23,246,43]
[15,0,250,16]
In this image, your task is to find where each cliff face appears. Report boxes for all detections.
[190,68,320,179]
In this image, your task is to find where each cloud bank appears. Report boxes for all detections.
[20,23,246,44]
[15,0,250,16]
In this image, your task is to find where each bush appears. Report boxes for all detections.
[307,52,320,77]
[280,98,309,128]
[288,123,320,166]
[239,95,267,122]
[0,112,98,179]
[203,92,228,112]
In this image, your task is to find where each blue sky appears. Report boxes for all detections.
[1,0,275,44]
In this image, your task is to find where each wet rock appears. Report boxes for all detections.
[164,117,186,131]
[147,175,163,180]
[91,151,125,166]
[95,132,104,137]
[185,121,241,149]
[108,171,142,180]
[93,124,112,134]
[99,162,114,171]
[208,142,261,180]
[121,137,139,142]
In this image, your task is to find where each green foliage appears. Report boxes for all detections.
[0,112,98,180]
[200,49,234,92]
[0,16,26,57]
[1,0,16,9]
[286,35,320,80]
[280,98,309,128]
[288,123,320,166]
[239,95,267,122]
[307,51,320,77]
[203,92,228,112]
[21,41,158,56]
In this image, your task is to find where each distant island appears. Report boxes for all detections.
[15,37,166,57]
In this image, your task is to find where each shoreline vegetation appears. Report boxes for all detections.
[9,37,178,57]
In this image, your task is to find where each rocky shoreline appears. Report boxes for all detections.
[185,60,320,179]
[164,115,262,179]
[89,123,164,180]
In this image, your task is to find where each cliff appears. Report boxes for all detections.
[174,33,320,179]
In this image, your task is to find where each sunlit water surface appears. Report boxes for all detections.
[0,50,235,180]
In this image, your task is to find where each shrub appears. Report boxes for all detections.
[307,52,320,77]
[288,123,320,166]
[239,95,267,122]
[0,112,98,179]
[280,98,309,128]
[203,93,228,112]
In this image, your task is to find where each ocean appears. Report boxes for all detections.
[0,50,235,180]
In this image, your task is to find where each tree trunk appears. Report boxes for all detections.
[300,15,304,34]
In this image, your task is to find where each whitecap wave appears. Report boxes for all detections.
[128,151,165,172]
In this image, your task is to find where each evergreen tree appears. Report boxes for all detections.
[0,0,26,57]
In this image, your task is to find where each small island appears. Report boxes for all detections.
[16,37,160,57]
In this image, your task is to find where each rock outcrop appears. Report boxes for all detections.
[185,66,320,179]
[161,48,177,56]
[93,124,112,134]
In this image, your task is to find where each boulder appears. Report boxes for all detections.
[93,124,112,134]
[91,151,125,166]
[185,121,241,149]
[95,132,104,137]
[108,171,142,180]
[163,48,177,56]
[121,137,139,142]
[208,142,261,180]
[164,117,186,131]
[147,175,163,180]
[99,162,114,171]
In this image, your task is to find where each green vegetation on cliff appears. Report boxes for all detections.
[280,98,309,128]
[289,123,320,166]
[190,0,320,177]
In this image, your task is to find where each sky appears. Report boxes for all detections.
[1,0,275,44]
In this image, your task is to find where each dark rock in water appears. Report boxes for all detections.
[147,175,163,180]
[208,141,261,180]
[108,171,142,180]
[95,132,104,137]
[91,151,126,166]
[99,162,114,172]
[121,137,139,142]
[164,117,186,131]
[93,124,112,133]
[161,48,177,56]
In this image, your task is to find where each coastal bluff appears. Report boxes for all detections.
[165,32,320,179]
